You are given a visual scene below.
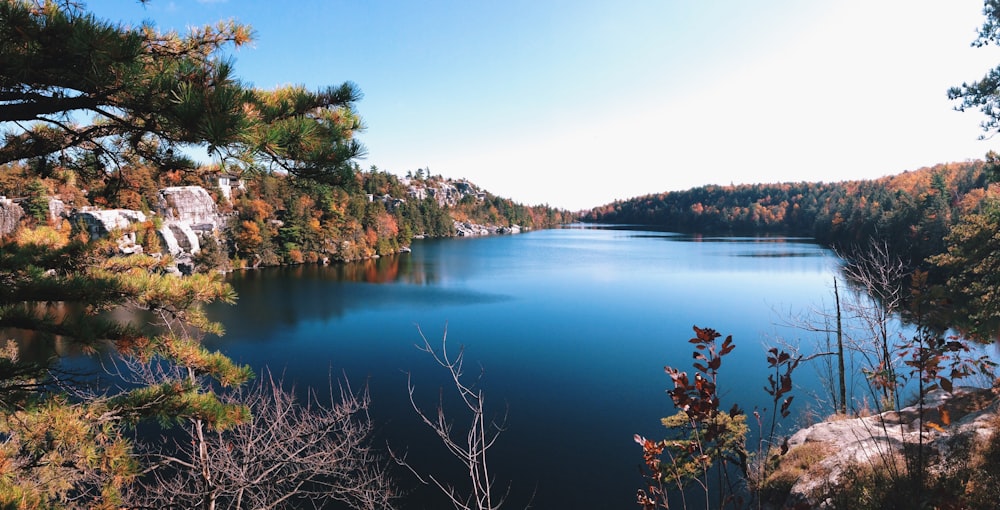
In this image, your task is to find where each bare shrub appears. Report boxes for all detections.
[126,369,397,510]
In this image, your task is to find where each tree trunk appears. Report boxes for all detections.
[835,278,846,415]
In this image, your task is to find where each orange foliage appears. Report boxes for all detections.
[244,199,273,222]
[307,217,322,233]
[375,212,399,238]
[293,195,315,218]
[235,221,263,254]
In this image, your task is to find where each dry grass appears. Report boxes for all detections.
[961,413,1000,508]
[752,442,832,506]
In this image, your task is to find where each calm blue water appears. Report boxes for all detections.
[203,226,843,509]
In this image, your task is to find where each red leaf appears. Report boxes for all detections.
[708,357,721,371]
[940,377,953,393]
[722,335,733,349]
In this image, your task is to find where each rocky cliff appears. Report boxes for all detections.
[453,221,522,236]
[403,177,486,208]
[155,186,222,256]
[63,186,222,273]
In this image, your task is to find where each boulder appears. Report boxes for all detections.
[71,208,146,240]
[775,387,998,507]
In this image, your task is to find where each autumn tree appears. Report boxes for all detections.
[945,0,1000,337]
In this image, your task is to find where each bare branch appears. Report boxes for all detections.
[393,325,524,510]
[125,367,398,510]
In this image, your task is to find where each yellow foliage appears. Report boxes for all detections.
[15,225,69,248]
[0,397,135,508]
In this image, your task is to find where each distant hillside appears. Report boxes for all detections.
[0,161,572,268]
[583,161,992,267]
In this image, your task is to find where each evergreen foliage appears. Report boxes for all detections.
[0,0,363,187]
[22,178,48,222]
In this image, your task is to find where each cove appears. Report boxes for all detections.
[202,225,843,509]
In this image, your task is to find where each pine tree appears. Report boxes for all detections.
[22,178,48,222]
[0,0,364,184]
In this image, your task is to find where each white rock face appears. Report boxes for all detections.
[403,177,486,207]
[70,208,147,253]
[0,197,23,236]
[72,208,146,238]
[158,222,201,255]
[453,221,524,237]
[47,197,65,223]
[156,186,221,229]
[154,186,221,256]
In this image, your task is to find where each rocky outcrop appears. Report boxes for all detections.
[454,221,523,237]
[0,197,23,236]
[405,177,487,208]
[156,186,221,230]
[70,208,146,254]
[158,222,200,256]
[154,186,222,256]
[47,197,65,223]
[775,387,998,507]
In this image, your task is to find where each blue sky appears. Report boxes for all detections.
[87,0,1000,209]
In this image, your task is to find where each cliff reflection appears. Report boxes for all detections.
[260,252,440,286]
[2,302,136,365]
[204,251,508,346]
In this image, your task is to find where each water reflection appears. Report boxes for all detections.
[206,252,512,344]
[1,302,144,364]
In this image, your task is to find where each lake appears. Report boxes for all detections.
[202,225,843,509]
